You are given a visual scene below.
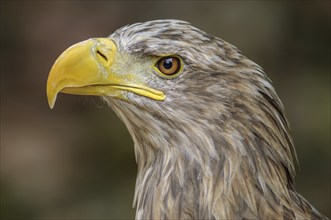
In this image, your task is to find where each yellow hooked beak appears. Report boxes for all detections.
[46,38,165,109]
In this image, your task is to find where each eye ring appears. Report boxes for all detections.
[156,56,181,76]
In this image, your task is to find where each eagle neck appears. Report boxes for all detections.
[109,100,219,219]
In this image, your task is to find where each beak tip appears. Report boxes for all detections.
[47,89,56,109]
[48,98,55,109]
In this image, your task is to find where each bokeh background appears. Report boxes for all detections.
[1,1,330,219]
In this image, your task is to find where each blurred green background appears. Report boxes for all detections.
[1,1,330,219]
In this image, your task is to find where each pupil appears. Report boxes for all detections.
[163,58,173,69]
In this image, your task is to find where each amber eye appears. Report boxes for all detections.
[157,57,181,75]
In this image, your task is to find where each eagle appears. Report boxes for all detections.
[46,20,328,219]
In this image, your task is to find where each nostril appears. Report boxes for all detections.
[96,50,108,62]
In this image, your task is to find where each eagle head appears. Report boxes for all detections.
[46,20,327,220]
